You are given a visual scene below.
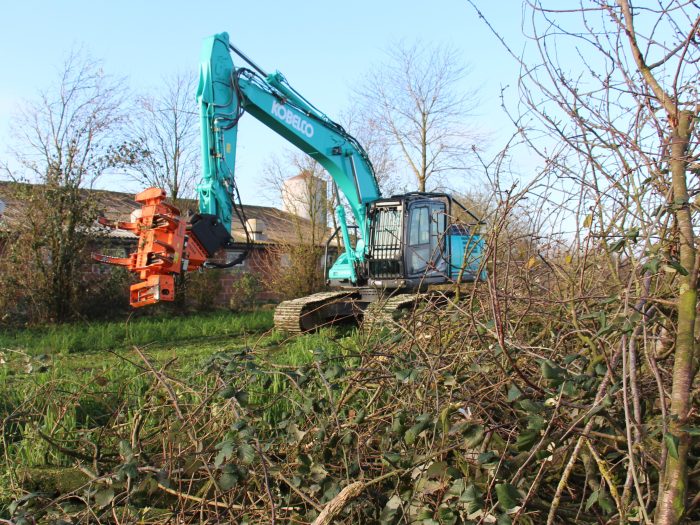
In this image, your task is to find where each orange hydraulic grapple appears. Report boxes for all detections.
[92,187,225,307]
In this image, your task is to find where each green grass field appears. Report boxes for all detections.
[0,308,361,517]
[0,310,274,355]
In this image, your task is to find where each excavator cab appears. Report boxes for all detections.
[333,192,485,291]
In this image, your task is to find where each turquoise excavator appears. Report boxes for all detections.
[95,32,486,332]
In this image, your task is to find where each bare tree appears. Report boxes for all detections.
[261,151,330,298]
[354,40,482,192]
[469,0,699,522]
[340,108,397,195]
[0,51,128,323]
[127,72,199,203]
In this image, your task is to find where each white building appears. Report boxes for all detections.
[281,171,328,227]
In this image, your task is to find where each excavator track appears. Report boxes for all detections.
[362,293,423,331]
[274,291,356,334]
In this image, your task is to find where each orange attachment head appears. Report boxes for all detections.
[129,275,175,307]
[93,187,196,307]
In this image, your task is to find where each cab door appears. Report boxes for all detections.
[406,200,446,280]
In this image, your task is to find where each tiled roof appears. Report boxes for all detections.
[0,181,330,245]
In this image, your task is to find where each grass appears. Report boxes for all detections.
[0,308,369,514]
[0,310,274,355]
[1,309,280,499]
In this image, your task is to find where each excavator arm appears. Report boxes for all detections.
[198,32,381,282]
[95,32,382,306]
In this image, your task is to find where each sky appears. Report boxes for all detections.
[0,0,528,207]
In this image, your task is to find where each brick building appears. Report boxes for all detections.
[0,181,335,308]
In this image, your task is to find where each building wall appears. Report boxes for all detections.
[282,174,328,224]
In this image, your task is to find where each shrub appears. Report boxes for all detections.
[229,273,261,312]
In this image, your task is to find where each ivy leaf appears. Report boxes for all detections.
[477,451,498,467]
[219,385,237,399]
[395,368,419,383]
[383,452,402,467]
[404,425,420,445]
[518,399,544,413]
[437,506,458,525]
[642,258,660,274]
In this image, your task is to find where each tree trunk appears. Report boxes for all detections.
[655,110,697,524]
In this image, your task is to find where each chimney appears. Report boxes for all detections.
[246,218,266,241]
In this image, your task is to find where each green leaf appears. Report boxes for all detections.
[497,514,512,525]
[379,494,402,523]
[463,424,485,447]
[395,368,419,383]
[118,460,138,480]
[237,443,256,465]
[235,390,249,406]
[609,238,625,253]
[477,451,498,466]
[383,452,402,466]
[119,440,134,461]
[426,461,448,479]
[219,385,237,399]
[515,429,539,451]
[324,364,345,380]
[585,489,598,511]
[94,487,114,508]
[219,472,238,490]
[667,260,689,276]
[507,383,522,402]
[642,258,660,274]
[495,483,520,511]
[215,441,234,467]
[404,426,419,445]
[310,463,328,483]
[680,425,700,436]
[597,490,615,514]
[540,360,565,382]
[664,432,680,460]
[405,415,432,445]
[518,399,544,414]
[437,506,458,525]
[462,484,484,513]
[526,415,546,431]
